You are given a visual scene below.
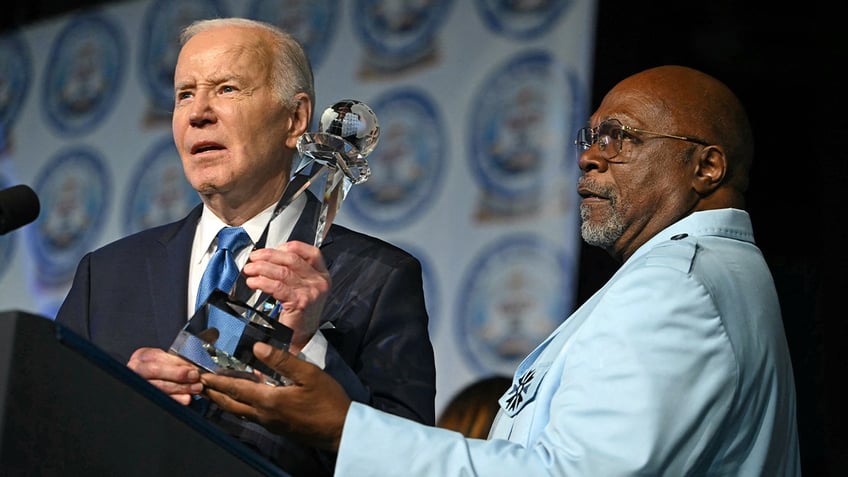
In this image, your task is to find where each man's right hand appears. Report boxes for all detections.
[127,347,203,405]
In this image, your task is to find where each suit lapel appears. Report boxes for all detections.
[147,205,202,349]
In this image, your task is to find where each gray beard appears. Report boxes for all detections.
[580,202,624,250]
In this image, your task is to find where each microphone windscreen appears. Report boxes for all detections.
[0,184,40,235]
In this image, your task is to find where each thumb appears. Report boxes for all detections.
[253,341,307,383]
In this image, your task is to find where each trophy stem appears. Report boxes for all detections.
[268,154,335,228]
[314,165,346,248]
[241,152,348,320]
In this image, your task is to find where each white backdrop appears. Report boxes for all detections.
[0,0,597,413]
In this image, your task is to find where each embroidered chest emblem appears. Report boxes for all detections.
[505,369,535,412]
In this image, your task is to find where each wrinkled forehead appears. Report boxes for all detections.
[179,27,271,66]
[591,87,675,129]
[176,34,272,85]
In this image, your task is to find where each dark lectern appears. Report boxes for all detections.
[0,310,289,476]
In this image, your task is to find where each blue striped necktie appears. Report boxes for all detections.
[195,226,252,353]
[196,226,252,308]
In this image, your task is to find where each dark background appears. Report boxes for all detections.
[584,3,843,476]
[3,1,844,475]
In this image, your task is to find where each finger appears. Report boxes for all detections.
[201,381,260,419]
[282,241,326,268]
[128,348,203,398]
[253,341,313,383]
[247,247,303,269]
[243,259,329,309]
[128,348,200,384]
[242,252,306,294]
[251,341,350,450]
[243,267,298,296]
[167,393,195,406]
[148,378,204,397]
[248,242,326,275]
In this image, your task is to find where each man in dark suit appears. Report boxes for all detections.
[54,17,435,477]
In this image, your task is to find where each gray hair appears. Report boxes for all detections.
[180,18,315,113]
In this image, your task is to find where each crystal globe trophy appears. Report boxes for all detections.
[170,100,379,386]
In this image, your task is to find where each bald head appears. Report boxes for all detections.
[612,65,753,195]
[579,65,756,261]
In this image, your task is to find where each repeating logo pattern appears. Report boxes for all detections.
[42,12,126,136]
[475,0,573,40]
[124,136,200,235]
[353,0,454,77]
[456,234,572,375]
[344,88,444,230]
[468,49,582,221]
[139,0,228,122]
[0,33,32,130]
[246,0,339,70]
[29,146,111,286]
[1,0,593,407]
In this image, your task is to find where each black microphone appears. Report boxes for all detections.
[0,184,40,235]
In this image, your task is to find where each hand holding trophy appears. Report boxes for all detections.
[170,100,379,386]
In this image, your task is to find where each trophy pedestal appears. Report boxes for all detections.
[170,290,293,386]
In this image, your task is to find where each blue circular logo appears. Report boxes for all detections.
[29,146,111,286]
[0,33,32,130]
[468,50,583,219]
[475,0,573,40]
[344,88,445,230]
[353,0,454,74]
[124,135,200,235]
[456,234,573,375]
[139,0,228,117]
[41,12,126,136]
[246,0,339,70]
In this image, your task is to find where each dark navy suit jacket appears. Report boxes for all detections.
[55,198,436,476]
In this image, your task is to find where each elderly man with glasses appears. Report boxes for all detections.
[199,65,801,476]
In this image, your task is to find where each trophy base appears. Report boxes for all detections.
[170,289,293,386]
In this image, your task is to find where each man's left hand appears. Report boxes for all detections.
[200,341,350,451]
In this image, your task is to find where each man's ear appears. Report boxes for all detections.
[285,93,312,149]
[692,145,726,195]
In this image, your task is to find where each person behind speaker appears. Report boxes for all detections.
[199,65,800,475]
[54,17,435,476]
[436,375,512,439]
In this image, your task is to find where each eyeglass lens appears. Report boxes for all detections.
[575,120,624,159]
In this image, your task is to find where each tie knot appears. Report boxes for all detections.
[216,226,251,253]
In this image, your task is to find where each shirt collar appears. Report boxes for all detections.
[193,193,307,265]
[626,208,754,264]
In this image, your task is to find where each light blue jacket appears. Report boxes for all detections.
[336,209,800,476]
